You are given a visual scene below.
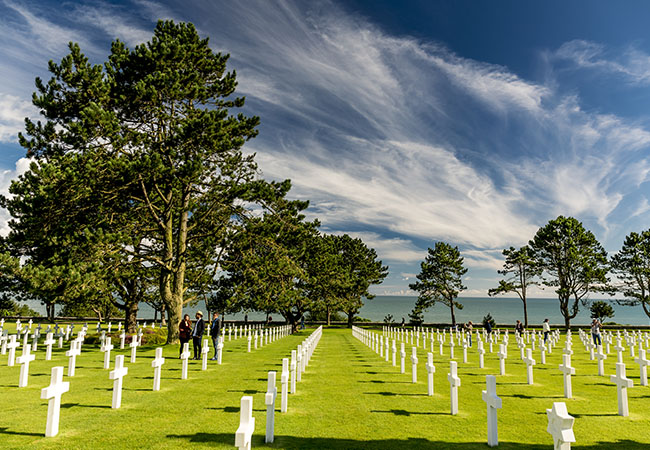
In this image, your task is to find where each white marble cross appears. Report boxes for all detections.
[518,340,526,360]
[290,350,297,394]
[426,352,435,396]
[547,402,575,450]
[523,348,536,385]
[265,371,277,443]
[482,375,502,447]
[614,338,625,363]
[463,339,468,364]
[392,339,397,366]
[281,358,289,413]
[448,360,461,415]
[411,347,418,383]
[634,348,649,386]
[109,354,128,409]
[66,340,81,377]
[130,335,139,363]
[235,396,255,450]
[247,334,252,353]
[41,366,70,437]
[180,342,190,380]
[201,338,210,370]
[540,342,547,365]
[595,345,607,376]
[558,354,575,399]
[0,330,7,355]
[119,331,126,349]
[101,337,114,370]
[217,336,224,364]
[478,340,485,369]
[296,345,303,382]
[44,332,55,361]
[498,344,507,376]
[6,335,19,366]
[152,347,165,391]
[449,338,455,359]
[400,342,406,374]
[610,362,633,416]
[16,345,36,387]
[385,337,390,362]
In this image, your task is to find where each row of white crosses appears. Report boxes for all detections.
[246,325,293,353]
[235,326,323,450]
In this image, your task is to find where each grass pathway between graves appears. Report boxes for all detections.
[1,328,650,448]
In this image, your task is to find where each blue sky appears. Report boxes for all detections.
[1,1,650,298]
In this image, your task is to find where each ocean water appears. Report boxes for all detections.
[20,295,650,326]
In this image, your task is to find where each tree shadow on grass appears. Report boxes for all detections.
[364,392,428,397]
[501,394,565,400]
[357,380,411,384]
[227,389,260,395]
[205,406,239,413]
[370,409,447,416]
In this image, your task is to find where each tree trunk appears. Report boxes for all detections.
[346,311,354,328]
[327,306,331,326]
[449,302,456,327]
[125,301,138,333]
[523,298,529,328]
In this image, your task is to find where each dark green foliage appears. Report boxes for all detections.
[306,309,346,322]
[482,313,496,329]
[589,300,615,323]
[611,229,650,319]
[383,314,395,324]
[409,242,467,326]
[488,245,540,327]
[529,216,609,330]
[408,305,424,326]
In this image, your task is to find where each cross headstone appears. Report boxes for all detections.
[16,345,36,387]
[540,342,547,365]
[296,345,303,382]
[109,354,128,409]
[518,340,526,360]
[482,375,502,447]
[66,340,81,377]
[463,338,468,364]
[498,344,507,376]
[180,342,190,380]
[558,354,575,399]
[281,358,289,413]
[411,347,418,383]
[247,334,252,353]
[152,347,165,391]
[6,335,19,366]
[41,366,70,437]
[448,361,461,415]
[595,345,607,376]
[101,337,114,370]
[44,332,55,361]
[523,348,536,385]
[265,371,277,443]
[0,330,7,355]
[290,350,297,394]
[614,339,625,363]
[610,362,633,416]
[392,339,397,366]
[130,335,139,363]
[478,340,485,369]
[426,352,435,396]
[217,336,224,364]
[634,348,649,386]
[201,338,210,370]
[119,331,126,350]
[235,396,255,450]
[546,402,575,450]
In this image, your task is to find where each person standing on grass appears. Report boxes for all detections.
[591,319,602,346]
[210,312,222,361]
[466,321,473,347]
[192,311,205,360]
[542,318,550,343]
[515,320,524,335]
[300,315,305,330]
[179,314,192,358]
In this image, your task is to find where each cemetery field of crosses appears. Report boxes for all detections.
[1,320,650,448]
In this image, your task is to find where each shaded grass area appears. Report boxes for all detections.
[1,328,650,448]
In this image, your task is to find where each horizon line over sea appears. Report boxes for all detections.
[20,295,650,326]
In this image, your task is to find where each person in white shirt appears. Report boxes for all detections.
[542,318,550,343]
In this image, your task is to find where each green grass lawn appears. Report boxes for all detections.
[1,326,649,449]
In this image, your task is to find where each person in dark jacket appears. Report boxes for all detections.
[192,311,205,360]
[179,314,192,358]
[209,312,222,361]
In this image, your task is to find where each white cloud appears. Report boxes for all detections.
[0,93,37,143]
[326,230,423,263]
[0,157,32,236]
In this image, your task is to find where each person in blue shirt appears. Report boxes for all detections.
[210,312,222,361]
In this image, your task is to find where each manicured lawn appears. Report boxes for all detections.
[0,326,649,449]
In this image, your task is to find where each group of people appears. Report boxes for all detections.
[178,311,222,360]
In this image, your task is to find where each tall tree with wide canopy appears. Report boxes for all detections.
[488,245,541,327]
[409,242,467,327]
[12,21,260,342]
[611,229,650,319]
[529,216,609,331]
